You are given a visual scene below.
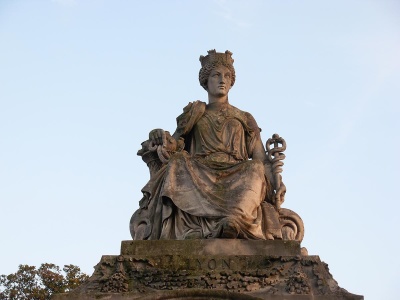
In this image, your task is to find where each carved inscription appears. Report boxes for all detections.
[147,255,274,271]
[185,257,236,271]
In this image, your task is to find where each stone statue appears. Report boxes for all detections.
[130,50,304,242]
[55,50,363,300]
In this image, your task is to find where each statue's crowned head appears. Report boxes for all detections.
[199,49,236,91]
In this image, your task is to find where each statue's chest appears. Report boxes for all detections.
[199,109,242,131]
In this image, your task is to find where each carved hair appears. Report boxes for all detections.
[198,50,236,91]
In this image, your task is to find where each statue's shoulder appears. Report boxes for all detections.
[182,100,206,114]
[229,104,259,129]
[175,101,206,137]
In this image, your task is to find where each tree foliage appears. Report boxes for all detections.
[0,263,89,300]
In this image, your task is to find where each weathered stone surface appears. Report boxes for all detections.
[121,240,300,257]
[52,50,362,299]
[53,240,363,300]
[130,50,304,242]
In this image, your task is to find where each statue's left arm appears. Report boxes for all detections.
[245,113,286,207]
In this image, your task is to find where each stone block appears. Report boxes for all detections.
[53,240,363,300]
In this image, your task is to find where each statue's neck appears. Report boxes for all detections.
[208,95,229,105]
[206,101,230,111]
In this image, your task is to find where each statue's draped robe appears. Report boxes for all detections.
[142,101,275,240]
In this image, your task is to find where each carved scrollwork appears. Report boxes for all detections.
[279,208,305,243]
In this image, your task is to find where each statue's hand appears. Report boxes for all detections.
[274,182,286,209]
[163,132,178,152]
[149,129,165,146]
[149,129,178,151]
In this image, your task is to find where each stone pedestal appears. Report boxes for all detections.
[53,240,363,300]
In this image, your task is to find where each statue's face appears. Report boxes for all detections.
[207,65,232,97]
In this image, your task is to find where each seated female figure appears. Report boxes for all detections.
[130,50,287,240]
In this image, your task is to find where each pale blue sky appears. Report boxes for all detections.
[1,1,399,299]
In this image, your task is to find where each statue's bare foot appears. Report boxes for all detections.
[265,233,274,240]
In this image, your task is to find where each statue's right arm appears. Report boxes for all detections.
[173,101,206,140]
[148,101,205,151]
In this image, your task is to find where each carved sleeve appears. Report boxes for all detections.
[172,100,206,140]
[244,112,275,192]
[244,112,264,159]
